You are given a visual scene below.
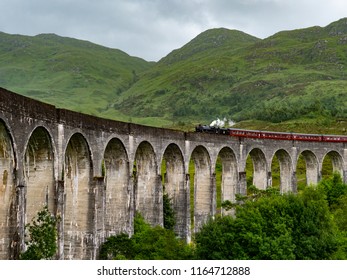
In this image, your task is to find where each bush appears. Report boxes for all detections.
[318,173,347,208]
[20,206,59,260]
[195,187,339,260]
[99,212,194,260]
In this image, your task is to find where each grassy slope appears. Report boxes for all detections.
[1,18,347,134]
[0,32,153,116]
[110,18,347,133]
[110,28,261,124]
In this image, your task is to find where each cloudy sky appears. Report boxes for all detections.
[0,0,346,61]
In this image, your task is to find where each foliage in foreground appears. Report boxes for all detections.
[20,206,59,260]
[100,174,347,260]
[99,212,194,260]
[195,176,347,260]
[163,191,176,231]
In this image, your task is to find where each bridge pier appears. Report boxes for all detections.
[185,174,192,243]
[1,87,347,260]
[267,171,272,188]
[93,177,106,260]
[56,180,65,260]
[211,172,217,217]
[12,185,26,260]
[291,171,298,193]
[238,171,247,196]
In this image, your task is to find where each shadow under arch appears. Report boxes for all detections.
[247,148,268,190]
[103,138,131,236]
[0,119,16,260]
[161,143,187,239]
[190,145,212,232]
[134,141,161,226]
[217,147,238,215]
[24,126,55,223]
[63,132,93,260]
[271,149,294,193]
[297,150,319,187]
[322,150,344,179]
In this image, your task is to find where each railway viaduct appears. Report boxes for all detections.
[0,87,346,260]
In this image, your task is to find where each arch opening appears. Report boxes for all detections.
[246,148,268,190]
[24,127,55,223]
[103,138,130,236]
[189,146,212,232]
[0,120,15,260]
[296,150,319,190]
[322,151,343,180]
[161,144,187,239]
[64,133,93,260]
[271,149,293,193]
[134,141,160,226]
[217,147,238,215]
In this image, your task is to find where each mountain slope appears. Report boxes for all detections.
[110,28,261,122]
[0,32,153,115]
[109,18,347,131]
[0,18,346,133]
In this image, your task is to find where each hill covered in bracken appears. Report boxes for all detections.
[1,18,346,133]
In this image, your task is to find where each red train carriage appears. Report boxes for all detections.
[229,129,292,141]
[291,133,323,142]
[323,135,347,142]
[228,128,347,142]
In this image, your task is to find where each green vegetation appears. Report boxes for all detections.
[100,174,347,260]
[163,192,176,231]
[195,176,347,260]
[99,191,193,260]
[20,206,59,260]
[0,32,153,118]
[110,18,347,132]
[1,18,347,133]
[99,212,194,260]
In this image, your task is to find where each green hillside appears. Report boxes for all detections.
[109,18,347,133]
[0,32,153,116]
[1,18,347,133]
[109,28,261,125]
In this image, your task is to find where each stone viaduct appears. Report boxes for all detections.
[0,87,346,260]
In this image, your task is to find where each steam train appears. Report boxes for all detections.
[195,125,347,143]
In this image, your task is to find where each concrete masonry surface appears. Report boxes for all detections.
[0,87,346,259]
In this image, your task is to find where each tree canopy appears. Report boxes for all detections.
[195,180,347,260]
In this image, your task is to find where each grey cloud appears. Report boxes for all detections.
[0,0,346,61]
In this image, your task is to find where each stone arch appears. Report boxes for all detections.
[272,149,294,193]
[134,141,161,226]
[298,150,319,186]
[162,143,187,239]
[64,133,93,260]
[217,147,238,214]
[322,150,344,178]
[190,145,212,232]
[0,119,16,260]
[103,138,130,236]
[247,148,268,190]
[24,126,55,223]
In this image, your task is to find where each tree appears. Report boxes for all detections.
[195,187,339,260]
[98,233,134,260]
[20,206,59,260]
[163,192,176,230]
[318,173,347,208]
[99,212,194,260]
